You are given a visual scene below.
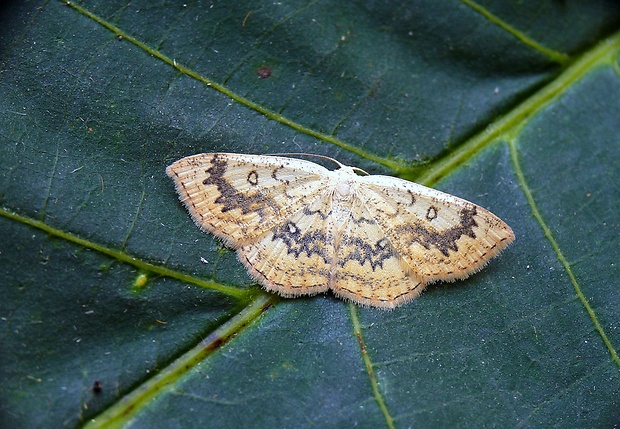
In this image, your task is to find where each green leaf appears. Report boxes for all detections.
[1,1,619,427]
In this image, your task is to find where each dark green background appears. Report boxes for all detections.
[1,1,619,428]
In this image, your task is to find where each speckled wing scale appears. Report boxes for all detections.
[166,153,514,309]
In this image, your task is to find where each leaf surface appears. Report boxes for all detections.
[1,1,619,428]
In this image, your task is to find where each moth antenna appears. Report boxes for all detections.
[267,153,369,175]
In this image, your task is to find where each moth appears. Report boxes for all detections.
[167,153,514,309]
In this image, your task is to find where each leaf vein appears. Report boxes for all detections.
[83,294,277,429]
[0,206,248,299]
[509,139,620,368]
[415,29,620,186]
[350,304,396,429]
[459,0,569,65]
[61,0,405,172]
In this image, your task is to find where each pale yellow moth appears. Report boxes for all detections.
[167,153,514,309]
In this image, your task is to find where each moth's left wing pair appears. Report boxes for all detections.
[166,153,332,247]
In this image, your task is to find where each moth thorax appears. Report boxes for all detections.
[335,180,355,200]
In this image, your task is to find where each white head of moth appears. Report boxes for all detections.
[167,153,514,309]
[332,165,362,199]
